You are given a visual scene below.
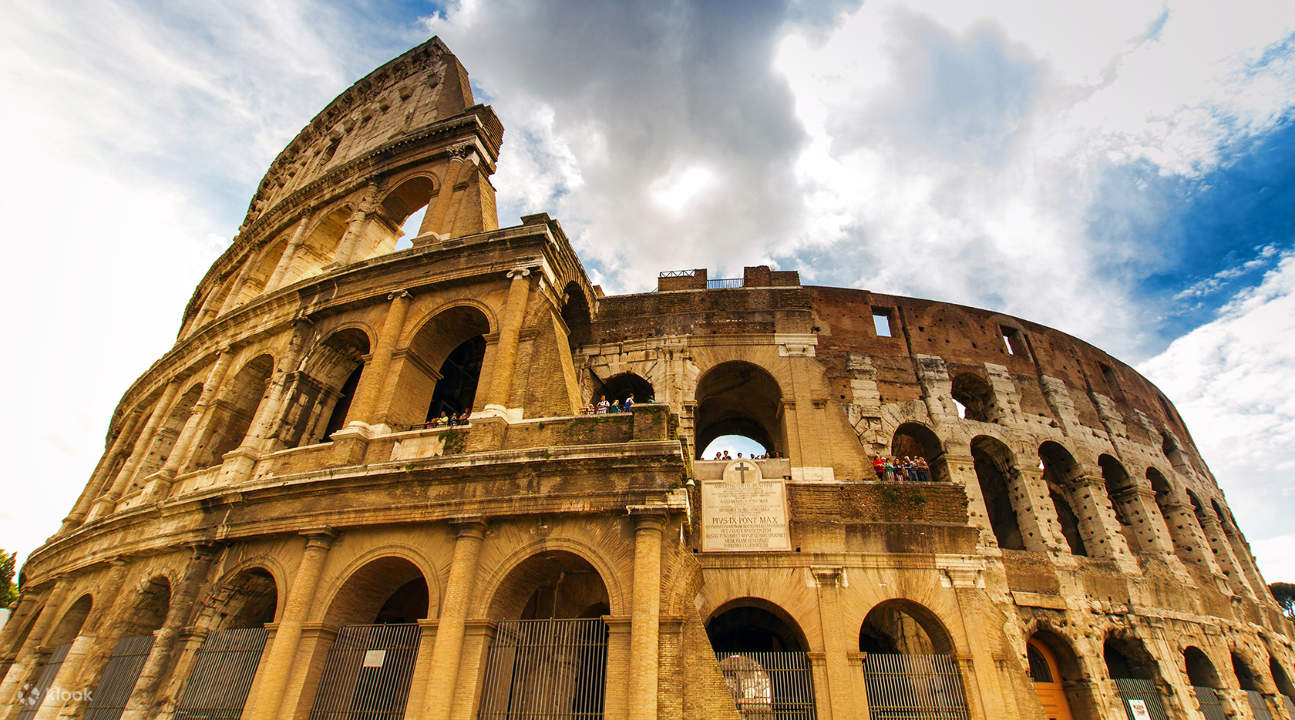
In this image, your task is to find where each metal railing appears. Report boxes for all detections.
[1246,689,1273,720]
[1193,686,1226,720]
[478,618,608,720]
[173,627,269,720]
[716,651,817,720]
[1113,678,1169,720]
[862,653,969,720]
[1282,694,1295,718]
[308,623,421,720]
[658,269,696,278]
[707,277,743,289]
[16,642,71,720]
[84,635,155,720]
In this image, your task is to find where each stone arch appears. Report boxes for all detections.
[1039,442,1087,556]
[196,564,282,631]
[1099,454,1147,558]
[286,204,353,283]
[46,593,93,647]
[1269,654,1295,699]
[592,371,654,407]
[1146,466,1196,566]
[478,538,628,619]
[560,281,592,350]
[950,372,998,422]
[233,232,294,303]
[706,597,811,652]
[693,361,785,459]
[970,435,1025,550]
[313,543,441,624]
[120,575,172,638]
[485,550,612,621]
[1184,646,1222,688]
[320,556,431,627]
[189,353,275,470]
[858,598,956,655]
[1027,627,1098,720]
[380,174,438,229]
[1102,632,1160,681]
[397,303,493,425]
[1231,650,1261,691]
[891,422,951,482]
[281,327,372,448]
[135,381,204,479]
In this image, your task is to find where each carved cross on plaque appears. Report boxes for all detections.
[733,461,754,483]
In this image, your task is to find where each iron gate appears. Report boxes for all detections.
[1113,678,1169,720]
[716,651,816,720]
[173,627,269,720]
[861,653,970,720]
[16,642,71,720]
[477,618,608,720]
[84,635,155,720]
[1282,695,1294,717]
[307,623,422,720]
[1245,689,1273,720]
[1193,686,1226,720]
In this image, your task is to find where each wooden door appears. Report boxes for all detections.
[1028,638,1076,720]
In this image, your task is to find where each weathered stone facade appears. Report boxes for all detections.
[3,37,1294,720]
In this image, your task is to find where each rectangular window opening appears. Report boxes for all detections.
[873,308,894,338]
[1000,325,1026,356]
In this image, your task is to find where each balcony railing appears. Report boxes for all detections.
[707,277,743,289]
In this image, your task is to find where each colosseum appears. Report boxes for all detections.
[2,37,1293,720]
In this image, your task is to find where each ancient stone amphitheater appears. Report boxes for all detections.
[2,37,1293,720]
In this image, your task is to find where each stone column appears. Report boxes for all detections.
[1160,497,1226,579]
[1068,472,1139,573]
[87,380,181,520]
[400,619,439,720]
[65,407,145,529]
[420,148,470,237]
[218,328,308,484]
[344,290,412,433]
[481,268,532,418]
[330,185,377,267]
[1198,513,1257,600]
[264,215,311,292]
[627,510,665,720]
[120,544,219,720]
[243,530,334,720]
[159,349,236,479]
[217,256,258,315]
[1010,467,1069,554]
[812,566,856,720]
[424,519,487,720]
[0,581,69,706]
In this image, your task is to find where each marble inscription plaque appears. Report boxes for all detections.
[702,460,791,552]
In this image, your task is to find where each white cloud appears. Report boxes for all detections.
[1141,251,1295,581]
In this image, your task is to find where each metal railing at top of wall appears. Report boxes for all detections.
[658,269,697,278]
[707,277,743,289]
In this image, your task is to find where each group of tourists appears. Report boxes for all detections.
[872,455,931,482]
[711,450,782,460]
[425,410,471,428]
[582,394,638,415]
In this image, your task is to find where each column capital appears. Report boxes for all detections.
[387,289,412,302]
[300,528,337,549]
[450,516,487,539]
[627,505,669,532]
[810,565,845,587]
[506,267,532,280]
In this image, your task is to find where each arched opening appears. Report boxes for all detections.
[135,382,204,479]
[382,176,437,251]
[1147,468,1194,568]
[1099,455,1145,558]
[190,354,275,470]
[233,233,293,303]
[1184,646,1227,718]
[694,362,784,460]
[478,552,610,720]
[859,600,968,718]
[393,305,490,429]
[1161,431,1192,474]
[289,206,352,282]
[1232,652,1259,691]
[592,372,653,409]
[1039,442,1088,557]
[1212,500,1266,596]
[1104,634,1169,719]
[950,372,998,422]
[1190,492,1253,596]
[84,578,173,718]
[971,436,1025,550]
[560,282,592,350]
[1269,655,1295,716]
[19,594,94,717]
[707,600,815,718]
[280,329,370,448]
[1027,630,1091,720]
[891,422,950,482]
[174,568,278,720]
[308,557,431,719]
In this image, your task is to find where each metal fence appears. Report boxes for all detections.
[173,627,269,720]
[477,618,608,720]
[715,651,816,720]
[84,635,155,720]
[658,270,696,278]
[307,623,422,720]
[1193,686,1226,720]
[1246,689,1273,720]
[861,653,970,720]
[1113,678,1169,720]
[1282,694,1294,718]
[707,278,743,289]
[16,642,71,720]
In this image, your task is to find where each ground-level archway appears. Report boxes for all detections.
[1104,633,1169,720]
[1027,629,1096,720]
[859,600,969,719]
[17,594,94,720]
[82,576,173,719]
[706,599,816,719]
[478,551,610,720]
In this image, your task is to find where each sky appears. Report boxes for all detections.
[2,0,1294,584]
